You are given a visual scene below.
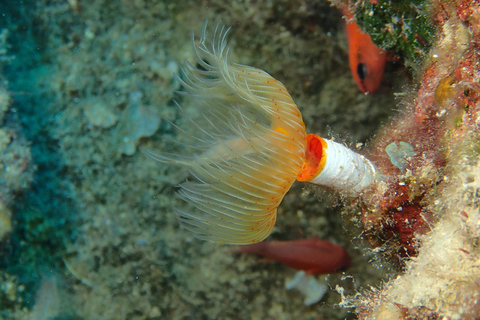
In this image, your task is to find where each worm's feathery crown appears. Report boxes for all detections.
[147,22,306,244]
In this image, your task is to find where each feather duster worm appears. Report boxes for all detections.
[145,23,307,244]
[147,22,378,244]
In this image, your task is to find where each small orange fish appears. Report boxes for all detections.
[344,10,387,94]
[235,237,351,275]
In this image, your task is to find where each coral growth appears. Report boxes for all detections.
[354,140,480,319]
[346,0,480,318]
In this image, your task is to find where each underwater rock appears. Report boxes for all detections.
[0,84,10,125]
[356,157,480,319]
[0,126,32,244]
[0,200,12,240]
[0,82,33,211]
[150,59,179,88]
[0,30,12,125]
[352,1,480,318]
[0,28,32,245]
[285,271,329,306]
[0,128,33,194]
[116,91,160,156]
[0,29,11,124]
[29,275,60,320]
[83,97,118,129]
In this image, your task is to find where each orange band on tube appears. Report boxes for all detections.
[297,134,327,182]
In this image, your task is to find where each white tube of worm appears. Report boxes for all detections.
[297,134,376,196]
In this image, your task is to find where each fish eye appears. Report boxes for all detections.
[357,62,367,80]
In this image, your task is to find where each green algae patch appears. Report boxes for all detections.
[352,0,435,69]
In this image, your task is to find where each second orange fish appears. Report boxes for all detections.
[236,237,351,275]
[345,10,387,94]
